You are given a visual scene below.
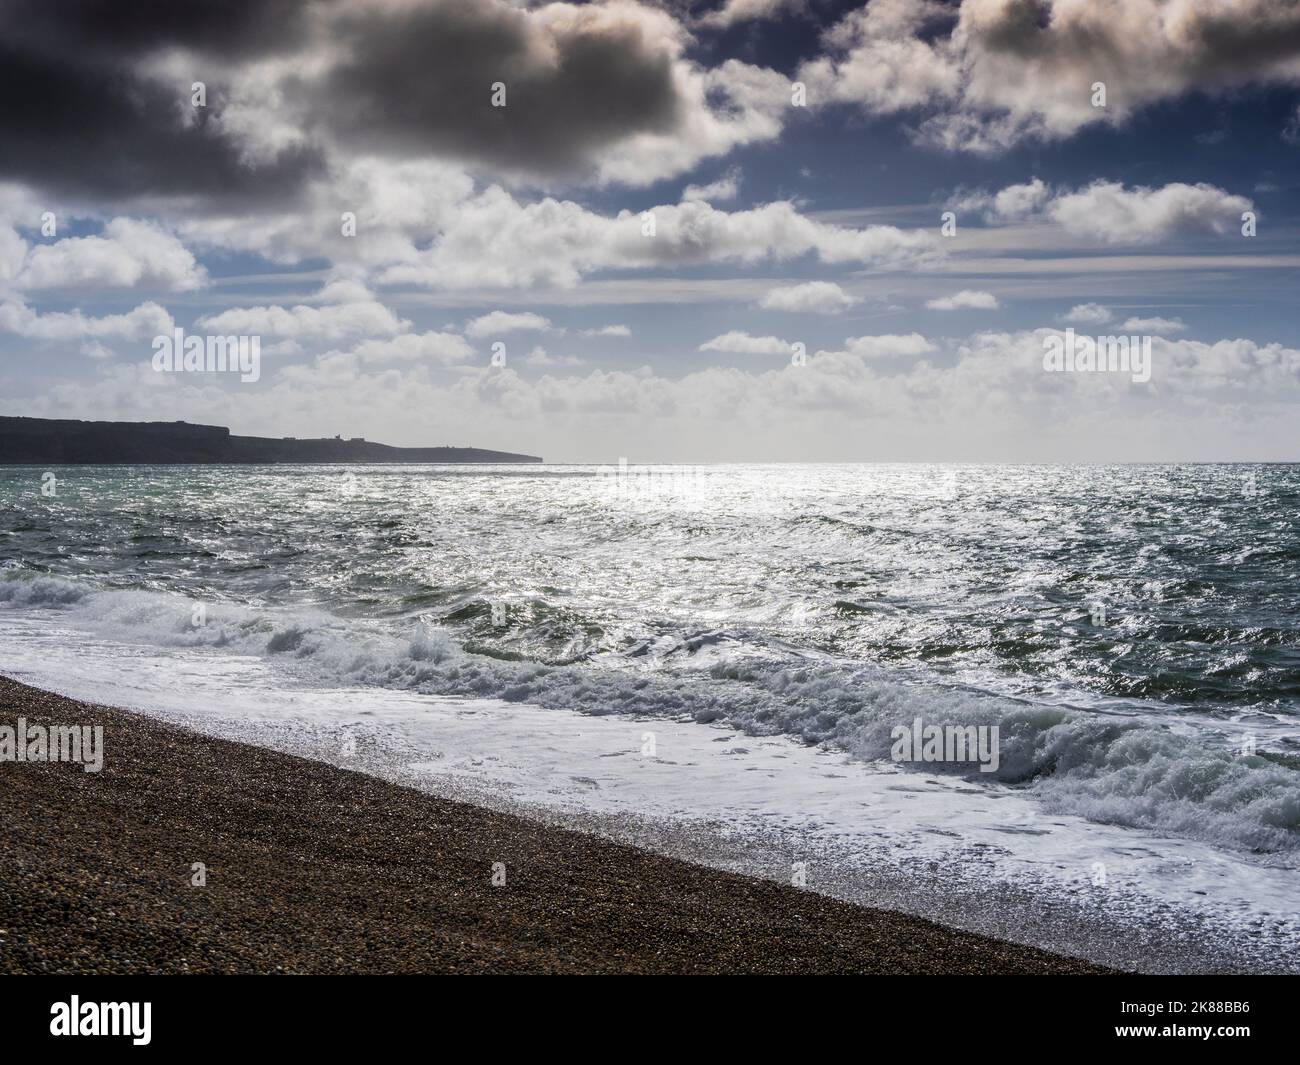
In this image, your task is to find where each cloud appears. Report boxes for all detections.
[313,0,686,178]
[0,298,172,341]
[801,0,1300,153]
[0,0,794,203]
[79,339,116,360]
[963,179,1254,244]
[699,0,807,29]
[1285,103,1300,143]
[35,326,1300,463]
[580,324,632,337]
[927,289,999,311]
[799,0,961,115]
[348,331,475,364]
[758,281,856,314]
[523,345,583,367]
[843,333,936,358]
[311,278,375,305]
[1048,182,1253,244]
[699,330,791,355]
[175,155,940,296]
[15,218,206,292]
[197,299,408,341]
[371,193,941,290]
[465,311,555,338]
[683,169,741,203]
[0,1,320,204]
[1062,303,1113,324]
[1120,316,1187,334]
[986,178,1054,222]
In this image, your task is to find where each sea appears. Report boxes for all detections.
[2,462,1297,971]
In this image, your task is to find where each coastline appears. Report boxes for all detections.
[0,675,1110,975]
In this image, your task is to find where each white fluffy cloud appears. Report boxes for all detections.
[802,0,1300,152]
[699,331,792,355]
[960,179,1254,244]
[12,219,205,292]
[1062,303,1113,324]
[197,299,408,341]
[374,194,941,291]
[177,158,941,294]
[0,299,173,341]
[758,281,856,314]
[927,289,999,310]
[348,331,476,364]
[843,333,936,358]
[683,169,742,203]
[1049,182,1253,244]
[699,0,807,29]
[1121,316,1187,334]
[800,0,961,115]
[594,58,791,187]
[523,345,583,367]
[465,312,555,338]
[34,326,1300,462]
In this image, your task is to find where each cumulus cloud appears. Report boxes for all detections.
[15,219,206,292]
[699,0,807,29]
[175,157,940,294]
[523,345,583,367]
[1062,303,1113,324]
[801,0,1300,152]
[580,324,632,337]
[348,331,475,364]
[315,0,685,177]
[370,193,941,290]
[465,311,555,338]
[0,0,793,203]
[799,0,961,115]
[758,281,856,314]
[34,326,1300,462]
[927,289,999,310]
[1049,182,1253,243]
[79,339,116,360]
[683,170,741,203]
[960,179,1254,244]
[0,1,320,204]
[699,330,791,355]
[197,298,408,341]
[996,178,1054,221]
[0,298,173,341]
[311,278,376,305]
[1120,316,1187,334]
[842,333,936,358]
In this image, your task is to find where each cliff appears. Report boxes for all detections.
[0,417,542,464]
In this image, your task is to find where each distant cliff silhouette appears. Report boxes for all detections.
[0,417,542,464]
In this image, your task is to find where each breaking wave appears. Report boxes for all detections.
[4,567,1298,855]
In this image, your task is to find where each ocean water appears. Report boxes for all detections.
[2,462,1298,969]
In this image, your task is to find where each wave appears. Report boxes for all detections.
[3,567,1298,855]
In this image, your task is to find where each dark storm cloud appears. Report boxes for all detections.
[0,0,322,206]
[0,0,696,204]
[0,0,316,60]
[305,0,685,176]
[968,0,1300,79]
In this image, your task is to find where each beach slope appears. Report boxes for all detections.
[0,676,1108,974]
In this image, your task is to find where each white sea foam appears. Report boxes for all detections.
[1,610,1296,973]
[4,568,1298,857]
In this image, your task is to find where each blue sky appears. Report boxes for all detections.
[2,0,1299,461]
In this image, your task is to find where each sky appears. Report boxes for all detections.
[2,0,1299,462]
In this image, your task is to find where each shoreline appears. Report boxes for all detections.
[0,675,1110,975]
